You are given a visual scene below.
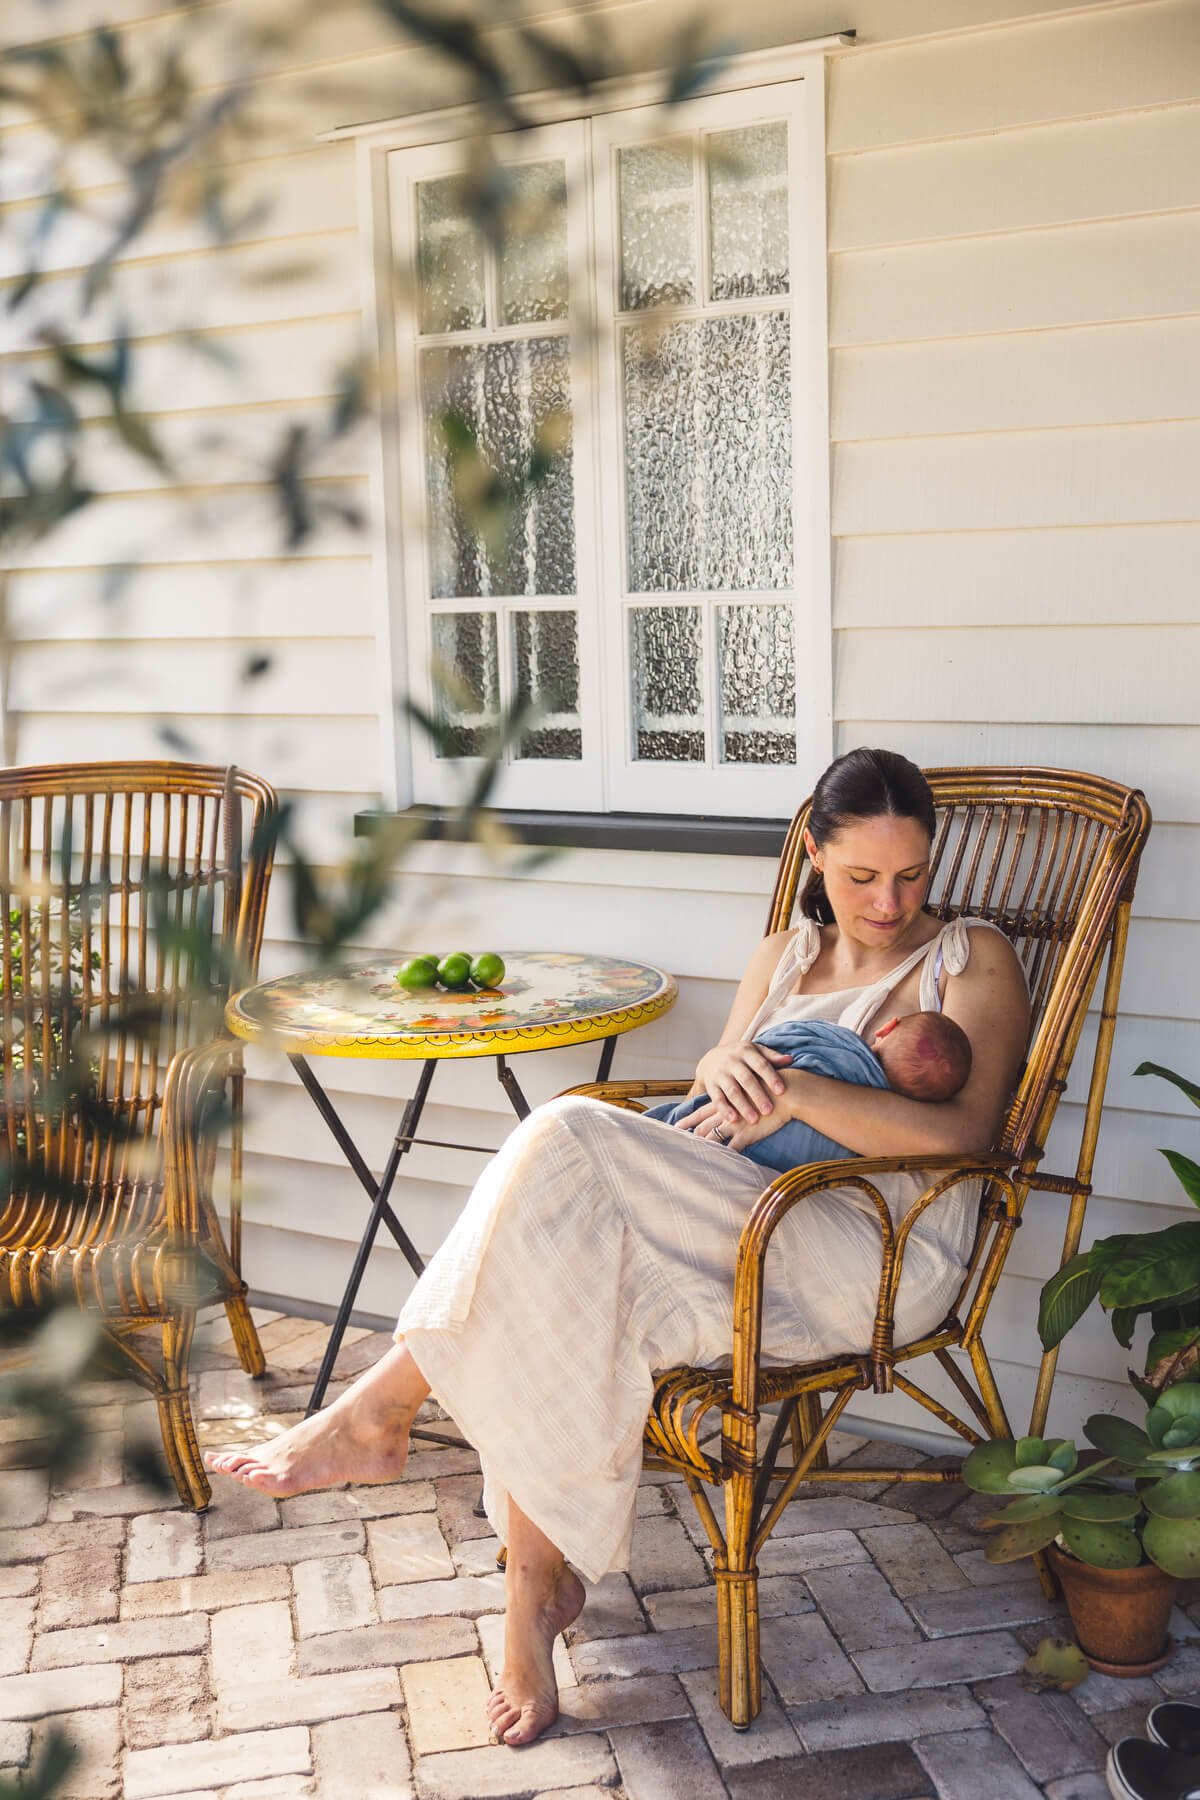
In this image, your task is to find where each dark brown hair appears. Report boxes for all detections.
[800,748,937,924]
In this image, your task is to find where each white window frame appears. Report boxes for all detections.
[341,38,843,821]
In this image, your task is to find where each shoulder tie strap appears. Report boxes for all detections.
[794,914,821,974]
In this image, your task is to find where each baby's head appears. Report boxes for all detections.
[871,1011,972,1103]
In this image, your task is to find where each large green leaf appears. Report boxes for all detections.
[1060,1518,1142,1570]
[984,1492,1063,1525]
[962,1439,1019,1494]
[1135,1062,1200,1110]
[1097,1223,1200,1309]
[985,1514,1063,1563]
[1037,1252,1101,1351]
[1015,1436,1052,1467]
[1084,1413,1153,1462]
[1008,1465,1067,1493]
[1143,1511,1200,1579]
[1146,1329,1200,1372]
[1141,1470,1200,1519]
[1163,1151,1200,1211]
[1153,1383,1200,1423]
[1059,1490,1140,1523]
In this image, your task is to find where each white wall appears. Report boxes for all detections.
[2,0,1197,1447]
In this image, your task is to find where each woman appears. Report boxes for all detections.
[208,748,1030,1748]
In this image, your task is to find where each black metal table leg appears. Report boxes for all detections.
[595,1034,617,1082]
[495,1054,531,1120]
[303,1058,437,1416]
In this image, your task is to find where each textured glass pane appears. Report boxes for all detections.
[424,337,576,599]
[430,611,499,757]
[624,313,792,592]
[708,123,789,301]
[619,139,696,311]
[498,160,569,325]
[417,177,485,333]
[718,604,796,764]
[513,610,581,759]
[630,606,704,762]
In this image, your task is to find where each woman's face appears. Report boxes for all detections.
[805,813,932,950]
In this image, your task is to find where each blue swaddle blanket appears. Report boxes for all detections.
[645,1018,889,1174]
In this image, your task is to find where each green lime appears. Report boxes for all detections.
[395,955,438,990]
[470,951,505,989]
[436,952,472,990]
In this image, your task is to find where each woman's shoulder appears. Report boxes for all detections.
[941,915,1029,993]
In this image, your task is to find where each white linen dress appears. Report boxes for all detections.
[395,915,1002,1583]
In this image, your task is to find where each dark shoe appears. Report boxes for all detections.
[1107,1738,1200,1799]
[1150,1703,1200,1755]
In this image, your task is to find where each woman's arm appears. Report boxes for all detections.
[689,929,1031,1158]
[687,930,796,1118]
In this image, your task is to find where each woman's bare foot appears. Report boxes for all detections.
[487,1557,585,1748]
[204,1343,428,1498]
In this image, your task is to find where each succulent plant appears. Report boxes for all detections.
[963,1383,1200,1578]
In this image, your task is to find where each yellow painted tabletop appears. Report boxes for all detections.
[225,950,677,1061]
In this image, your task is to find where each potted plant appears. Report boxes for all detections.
[962,1383,1200,1675]
[1038,1063,1200,1393]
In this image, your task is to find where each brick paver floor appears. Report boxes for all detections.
[3,1306,1197,1799]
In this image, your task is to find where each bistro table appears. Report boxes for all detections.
[226,951,676,1419]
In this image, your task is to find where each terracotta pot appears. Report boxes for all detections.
[1046,1542,1178,1677]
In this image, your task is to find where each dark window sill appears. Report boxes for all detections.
[354,806,789,857]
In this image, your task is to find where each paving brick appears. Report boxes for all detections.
[0,1721,29,1769]
[124,1726,311,1799]
[415,1734,617,1800]
[552,1674,690,1736]
[477,1611,572,1691]
[33,1612,207,1669]
[435,1473,495,1545]
[759,1613,865,1705]
[379,1572,506,1621]
[0,1568,37,1599]
[628,1515,708,1596]
[854,1631,1027,1692]
[51,1479,176,1518]
[1086,1701,1154,1747]
[0,1598,34,1676]
[123,1654,212,1750]
[533,1788,613,1800]
[789,1684,985,1751]
[610,1717,727,1800]
[1043,1776,1112,1800]
[452,1536,505,1578]
[0,1517,124,1564]
[203,1476,282,1541]
[208,1520,363,1571]
[126,1512,203,1584]
[726,1741,932,1798]
[909,1578,1065,1638]
[570,1627,715,1681]
[296,1614,476,1676]
[568,1572,649,1643]
[402,1654,492,1753]
[121,1566,291,1619]
[402,1447,483,1483]
[954,1548,1026,1586]
[27,1705,121,1799]
[0,1469,49,1528]
[1074,1670,1162,1715]
[1149,1642,1200,1695]
[224,1779,316,1799]
[39,1544,120,1629]
[757,1530,868,1576]
[218,1666,401,1732]
[211,1600,294,1688]
[679,1669,800,1768]
[366,1513,454,1584]
[803,1563,921,1652]
[985,1686,1108,1784]
[293,1554,378,1636]
[311,1710,413,1800]
[858,1523,969,1598]
[0,1663,123,1720]
[278,1481,436,1527]
[915,1726,1044,1798]
[769,1497,915,1536]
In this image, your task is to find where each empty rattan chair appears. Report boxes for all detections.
[568,766,1151,1727]
[0,761,277,1509]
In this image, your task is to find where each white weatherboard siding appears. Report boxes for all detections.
[2,0,1196,1450]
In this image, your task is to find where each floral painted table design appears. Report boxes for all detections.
[226,952,676,1415]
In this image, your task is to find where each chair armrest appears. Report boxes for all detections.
[558,1077,693,1112]
[161,1036,243,1243]
[728,1151,1017,1422]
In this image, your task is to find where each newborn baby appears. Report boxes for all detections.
[647,1011,972,1174]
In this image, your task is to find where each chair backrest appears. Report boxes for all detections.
[0,761,277,1191]
[765,767,1151,1166]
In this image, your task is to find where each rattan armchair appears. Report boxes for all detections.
[568,767,1151,1727]
[0,761,277,1509]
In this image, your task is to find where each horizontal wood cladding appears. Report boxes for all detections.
[832,211,1200,346]
[10,562,373,641]
[833,319,1200,441]
[831,101,1200,252]
[10,637,375,716]
[10,712,381,792]
[827,0,1200,152]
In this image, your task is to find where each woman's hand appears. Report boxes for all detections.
[677,1092,789,1153]
[692,1041,792,1128]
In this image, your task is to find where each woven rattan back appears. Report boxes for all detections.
[765,767,1151,1164]
[0,762,276,1210]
